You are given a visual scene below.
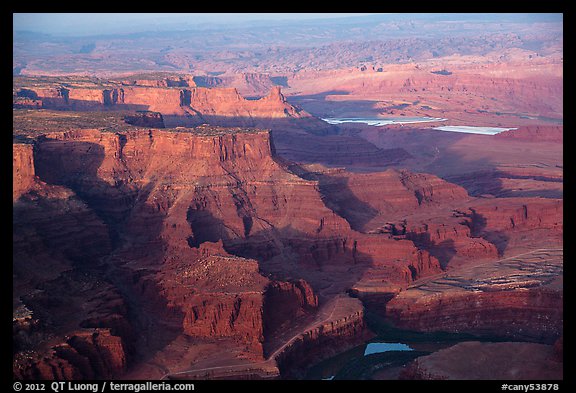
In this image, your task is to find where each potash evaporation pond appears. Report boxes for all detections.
[322,117,447,126]
[432,125,517,135]
[322,117,517,135]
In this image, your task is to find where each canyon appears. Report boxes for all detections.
[13,12,563,382]
[12,126,445,379]
[12,112,563,379]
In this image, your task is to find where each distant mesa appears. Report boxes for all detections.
[12,77,307,122]
[120,74,196,88]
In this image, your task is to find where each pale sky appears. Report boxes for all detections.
[13,13,380,36]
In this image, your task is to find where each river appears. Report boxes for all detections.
[303,312,515,380]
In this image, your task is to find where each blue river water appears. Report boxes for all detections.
[364,342,413,356]
[305,339,458,380]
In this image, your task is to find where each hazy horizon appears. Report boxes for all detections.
[13,13,562,37]
[13,13,381,36]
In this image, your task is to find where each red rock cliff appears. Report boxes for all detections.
[263,279,319,336]
[22,127,449,378]
[33,128,442,288]
[20,83,308,121]
[14,329,127,380]
[468,197,563,233]
[13,143,36,201]
[273,297,369,378]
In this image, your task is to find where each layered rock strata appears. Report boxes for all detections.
[16,121,563,379]
[15,127,446,379]
[14,78,412,167]
[14,84,309,122]
[386,248,563,342]
[274,297,369,379]
[32,128,442,289]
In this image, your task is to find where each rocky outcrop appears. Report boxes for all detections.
[27,87,69,108]
[15,77,414,167]
[20,129,343,370]
[389,289,562,341]
[358,196,563,330]
[152,242,270,356]
[119,86,185,114]
[401,341,563,380]
[295,165,500,266]
[34,128,440,286]
[15,126,483,379]
[182,293,265,343]
[394,197,562,265]
[14,329,127,380]
[33,129,141,231]
[124,111,165,128]
[41,129,439,281]
[67,88,108,107]
[263,279,318,336]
